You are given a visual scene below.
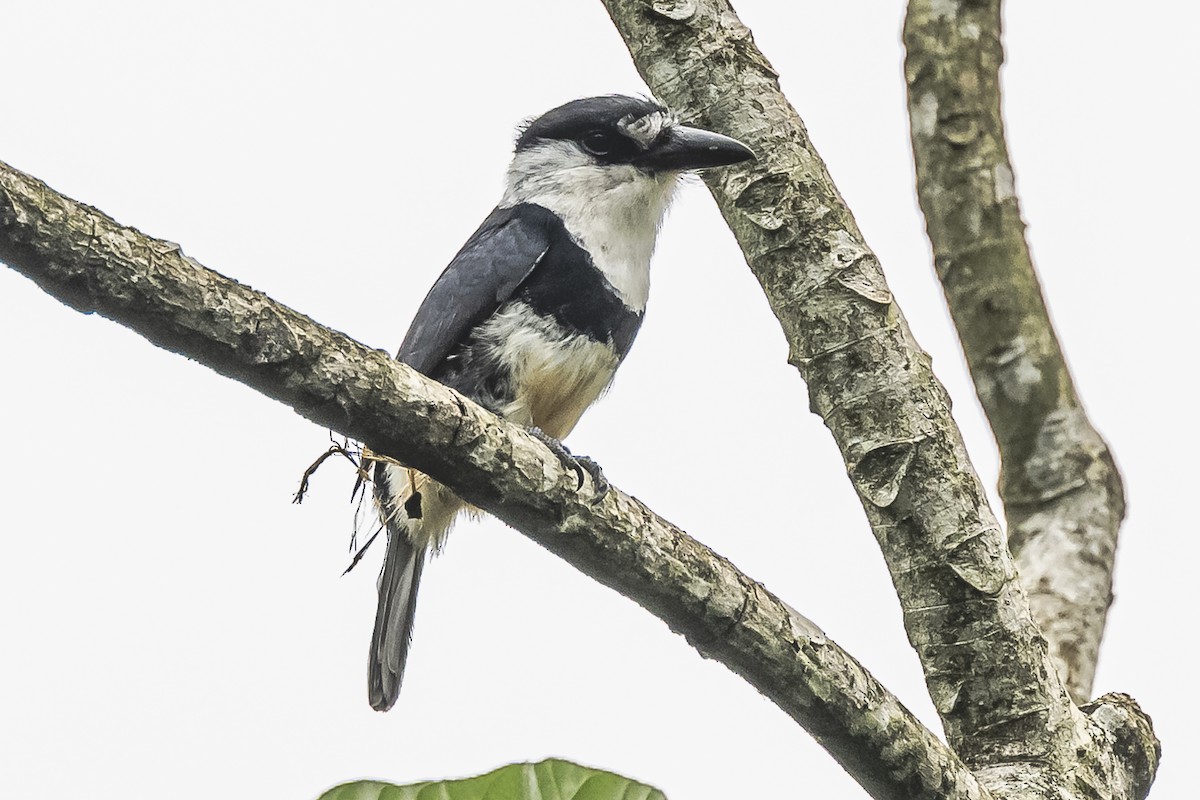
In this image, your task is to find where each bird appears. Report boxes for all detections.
[368,95,754,711]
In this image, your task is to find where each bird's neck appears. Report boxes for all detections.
[501,144,680,312]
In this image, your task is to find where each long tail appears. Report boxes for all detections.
[368,516,424,711]
[368,463,458,711]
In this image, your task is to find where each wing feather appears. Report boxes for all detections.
[398,205,555,375]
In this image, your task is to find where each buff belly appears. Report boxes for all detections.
[383,301,620,551]
[478,301,621,439]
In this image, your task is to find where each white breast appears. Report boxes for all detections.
[500,141,680,312]
[475,301,621,439]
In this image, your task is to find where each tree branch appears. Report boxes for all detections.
[902,0,1125,704]
[598,0,1155,796]
[0,158,986,800]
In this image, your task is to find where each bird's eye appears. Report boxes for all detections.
[581,131,616,156]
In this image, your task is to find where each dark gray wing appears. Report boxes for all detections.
[398,204,554,375]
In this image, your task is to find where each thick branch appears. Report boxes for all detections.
[903,0,1125,704]
[599,1,1154,797]
[0,159,986,800]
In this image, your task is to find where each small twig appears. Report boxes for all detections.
[350,453,370,505]
[359,445,406,470]
[351,443,394,499]
[343,524,385,575]
[292,437,395,562]
[293,437,365,504]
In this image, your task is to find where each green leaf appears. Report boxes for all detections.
[317,758,666,800]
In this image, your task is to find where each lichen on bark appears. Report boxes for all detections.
[903,0,1125,704]
[600,0,1155,796]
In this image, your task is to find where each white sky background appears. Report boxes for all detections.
[1,2,1194,798]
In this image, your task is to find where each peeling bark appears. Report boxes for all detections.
[903,0,1125,704]
[598,0,1155,797]
[0,158,986,800]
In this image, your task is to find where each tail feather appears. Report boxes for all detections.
[368,526,424,711]
[368,463,461,711]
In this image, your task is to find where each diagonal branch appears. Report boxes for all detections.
[601,0,1064,760]
[902,0,1125,704]
[599,1,1154,796]
[0,159,986,800]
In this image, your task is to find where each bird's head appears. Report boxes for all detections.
[502,95,754,214]
[515,95,754,174]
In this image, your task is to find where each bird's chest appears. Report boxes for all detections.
[476,302,620,439]
[556,200,658,313]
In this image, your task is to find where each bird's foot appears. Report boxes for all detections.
[570,454,609,501]
[527,427,609,502]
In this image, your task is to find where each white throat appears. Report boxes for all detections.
[500,141,680,312]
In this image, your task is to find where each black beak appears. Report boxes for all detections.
[637,125,756,172]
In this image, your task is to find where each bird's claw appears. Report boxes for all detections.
[528,427,608,502]
[571,454,609,501]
